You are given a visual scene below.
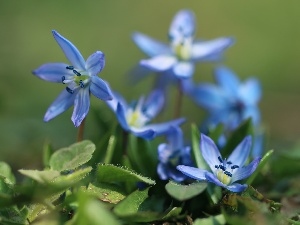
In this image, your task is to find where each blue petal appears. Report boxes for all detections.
[44,89,76,122]
[130,128,156,140]
[205,172,226,188]
[85,51,105,76]
[231,157,261,183]
[158,143,171,164]
[106,91,128,113]
[140,55,177,72]
[52,30,86,71]
[191,37,235,61]
[242,106,260,126]
[238,78,261,105]
[226,183,248,193]
[32,63,71,83]
[144,89,165,119]
[200,134,222,172]
[227,136,252,167]
[166,126,183,150]
[252,131,264,158]
[190,83,228,111]
[173,62,195,78]
[176,165,207,180]
[132,32,171,57]
[214,66,240,96]
[169,10,195,40]
[116,103,130,131]
[90,76,113,101]
[143,117,185,137]
[71,89,90,127]
[158,163,187,182]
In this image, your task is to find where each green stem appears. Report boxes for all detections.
[173,80,183,119]
[77,118,86,142]
[122,130,129,156]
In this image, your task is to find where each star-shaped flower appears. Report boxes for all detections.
[106,89,185,139]
[132,10,234,80]
[33,30,113,127]
[157,126,193,182]
[177,134,261,193]
[188,66,261,131]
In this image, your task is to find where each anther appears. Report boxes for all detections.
[79,80,84,88]
[215,165,219,169]
[66,87,74,94]
[219,165,226,171]
[62,76,65,83]
[66,66,74,70]
[231,165,239,170]
[73,70,81,76]
[224,171,232,177]
[227,161,232,165]
[218,156,223,163]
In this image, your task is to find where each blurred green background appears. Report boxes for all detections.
[1,0,300,170]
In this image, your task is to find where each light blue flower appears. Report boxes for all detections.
[132,10,234,80]
[33,30,113,127]
[189,66,261,131]
[157,126,193,182]
[106,89,185,139]
[177,134,261,193]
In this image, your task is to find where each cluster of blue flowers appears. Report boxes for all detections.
[33,10,262,193]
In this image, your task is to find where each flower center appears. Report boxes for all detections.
[172,38,192,61]
[214,156,239,185]
[126,98,150,128]
[61,66,90,94]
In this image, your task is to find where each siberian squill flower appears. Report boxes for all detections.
[132,10,234,80]
[106,89,185,140]
[189,66,261,131]
[177,134,261,193]
[157,126,193,182]
[33,30,112,127]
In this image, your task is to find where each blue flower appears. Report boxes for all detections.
[132,10,234,80]
[189,66,261,131]
[177,134,261,193]
[106,89,185,140]
[33,30,113,127]
[157,126,193,182]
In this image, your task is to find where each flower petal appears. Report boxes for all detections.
[44,89,76,122]
[158,143,172,164]
[231,157,261,183]
[191,37,235,61]
[242,107,260,126]
[71,89,90,127]
[130,127,156,140]
[169,10,195,40]
[200,134,222,173]
[144,89,165,119]
[173,62,195,78]
[226,183,248,193]
[166,126,183,150]
[90,76,113,101]
[52,30,86,71]
[238,78,261,105]
[143,117,185,137]
[140,55,177,72]
[116,103,130,131]
[32,63,71,83]
[205,172,226,188]
[106,91,128,113]
[176,165,207,180]
[214,66,240,96]
[85,51,105,76]
[132,32,171,57]
[228,136,252,167]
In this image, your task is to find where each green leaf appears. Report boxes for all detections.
[0,161,16,185]
[246,150,273,185]
[81,182,126,204]
[113,188,163,222]
[0,206,29,225]
[161,207,182,220]
[96,164,155,186]
[194,214,226,225]
[19,170,60,184]
[103,134,117,164]
[43,143,53,169]
[165,181,207,201]
[49,140,95,172]
[191,124,207,169]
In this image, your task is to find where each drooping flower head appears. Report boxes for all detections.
[157,126,193,182]
[106,89,185,140]
[33,30,113,127]
[177,134,261,193]
[189,66,261,131]
[132,10,234,82]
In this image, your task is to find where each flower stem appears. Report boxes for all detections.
[77,118,86,142]
[173,80,183,118]
[122,130,129,156]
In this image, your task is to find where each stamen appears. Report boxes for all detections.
[218,156,223,163]
[227,161,232,165]
[215,165,219,169]
[231,165,239,170]
[62,76,65,83]
[224,171,232,177]
[219,165,226,171]
[79,80,84,88]
[66,87,74,94]
[73,70,81,76]
[66,66,74,70]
